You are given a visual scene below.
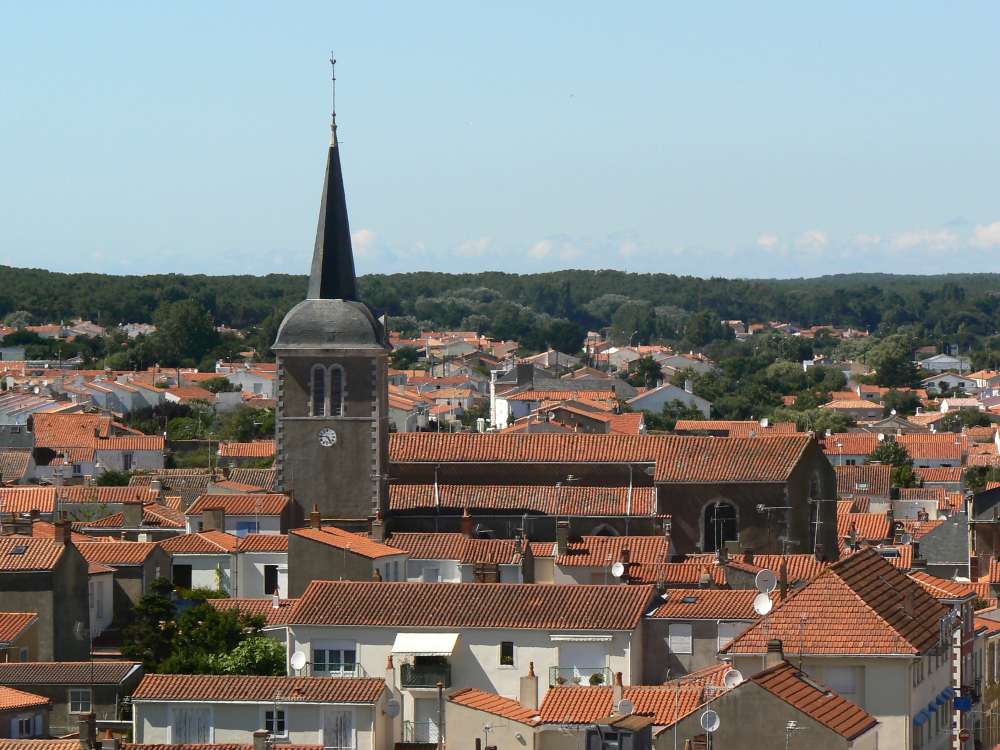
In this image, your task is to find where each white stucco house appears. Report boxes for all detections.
[160,530,288,597]
[626,383,711,418]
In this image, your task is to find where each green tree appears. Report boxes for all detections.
[642,401,706,432]
[201,377,239,394]
[868,334,919,387]
[610,300,655,345]
[95,470,131,486]
[629,356,663,388]
[208,636,286,676]
[158,603,270,675]
[940,410,992,431]
[881,390,921,417]
[152,300,220,366]
[867,442,917,488]
[215,406,275,442]
[390,346,421,370]
[122,578,177,671]
[3,310,32,328]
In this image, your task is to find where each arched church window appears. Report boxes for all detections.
[703,501,738,553]
[311,365,326,417]
[330,365,345,417]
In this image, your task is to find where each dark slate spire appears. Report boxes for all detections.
[307,56,357,301]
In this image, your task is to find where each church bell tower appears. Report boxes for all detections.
[272,59,390,525]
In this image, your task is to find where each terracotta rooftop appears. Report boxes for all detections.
[291,581,654,630]
[0,686,49,711]
[684,554,829,585]
[132,674,385,703]
[0,742,79,750]
[238,533,289,552]
[505,389,617,402]
[554,536,669,569]
[389,433,814,484]
[750,661,878,740]
[289,526,404,559]
[539,684,705,726]
[0,487,56,514]
[387,533,522,564]
[76,541,160,566]
[208,598,298,627]
[75,505,185,530]
[647,588,761,620]
[32,413,164,452]
[0,613,37,644]
[672,420,798,437]
[0,661,141,684]
[835,464,892,497]
[820,399,883,411]
[57,486,160,504]
[224,468,277,492]
[390,484,657,516]
[820,433,880,456]
[160,530,239,554]
[914,467,965,483]
[187,493,289,516]
[448,687,541,726]
[0,451,30,484]
[217,440,276,459]
[0,537,65,571]
[129,470,216,491]
[837,512,891,543]
[724,548,944,656]
[908,572,978,602]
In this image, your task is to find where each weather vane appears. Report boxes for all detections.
[329,53,337,142]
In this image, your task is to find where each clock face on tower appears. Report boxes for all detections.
[317,428,338,447]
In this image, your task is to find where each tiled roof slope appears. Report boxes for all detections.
[389,433,813,483]
[835,465,892,497]
[751,662,878,740]
[0,451,30,484]
[217,440,276,458]
[554,536,669,567]
[908,572,978,602]
[448,688,541,725]
[291,581,653,630]
[208,598,297,627]
[0,538,65,571]
[0,613,37,644]
[387,533,521,564]
[647,588,760,620]
[75,505,185,529]
[0,661,140,683]
[390,484,657,516]
[57,486,160,504]
[187,493,289,516]
[289,527,404,559]
[0,487,56,513]
[129,470,216,490]
[0,742,80,750]
[724,548,945,656]
[132,674,384,703]
[0,686,48,711]
[224,468,277,491]
[160,530,239,554]
[539,685,704,726]
[76,541,159,565]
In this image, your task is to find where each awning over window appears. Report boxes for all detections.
[391,632,459,656]
[549,634,614,642]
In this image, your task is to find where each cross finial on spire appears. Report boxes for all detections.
[329,52,338,145]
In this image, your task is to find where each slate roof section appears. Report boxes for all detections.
[389,433,813,484]
[187,493,289,516]
[0,661,141,684]
[0,538,65,571]
[915,513,969,567]
[390,484,657,516]
[132,674,384,704]
[448,688,541,725]
[0,686,49,711]
[750,662,878,740]
[724,548,945,656]
[291,581,654,630]
[0,613,37,644]
[289,526,404,559]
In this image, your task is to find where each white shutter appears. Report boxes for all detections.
[667,623,693,654]
[717,622,742,651]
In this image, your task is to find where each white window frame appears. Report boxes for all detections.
[499,640,515,668]
[264,706,287,737]
[313,642,358,676]
[68,688,91,714]
[667,623,693,655]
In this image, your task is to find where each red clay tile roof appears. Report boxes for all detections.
[76,541,160,565]
[187,493,289,516]
[389,433,814,483]
[685,554,829,584]
[0,686,49,711]
[647,588,760,620]
[291,581,654,630]
[130,470,216,490]
[724,548,945,656]
[914,467,966,483]
[835,465,892,497]
[908,572,978,602]
[0,451,30,484]
[217,440,276,459]
[160,530,239,554]
[0,487,56,513]
[896,434,965,460]
[57,486,160,504]
[606,412,646,435]
[238,533,288,552]
[899,487,947,502]
[505,390,616,402]
[539,685,705,726]
[838,512,891,543]
[32,413,164,452]
[88,562,116,575]
[74,505,185,530]
[673,420,798,437]
[0,743,79,750]
[899,519,945,540]
[289,526,404,559]
[0,613,37,644]
[390,484,657,516]
[208,598,298,627]
[750,662,878,740]
[555,536,669,568]
[633,562,728,587]
[387,533,521,564]
[0,537,65,571]
[132,674,385,703]
[0,661,141,684]
[820,398,883,411]
[821,433,880,456]
[223,468,277,491]
[127,744,319,750]
[25,520,96,543]
[448,688,541,725]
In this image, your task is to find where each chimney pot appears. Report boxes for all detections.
[309,504,321,529]
[743,548,754,565]
[556,520,570,555]
[765,639,784,669]
[202,507,225,533]
[252,729,269,750]
[520,660,539,710]
[612,671,624,708]
[53,519,72,546]
[619,547,630,565]
[78,713,97,750]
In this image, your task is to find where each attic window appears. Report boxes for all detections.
[879,548,900,559]
[9,545,27,555]
[855,482,869,491]
[681,595,698,604]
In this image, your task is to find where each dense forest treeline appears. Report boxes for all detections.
[3,265,1000,358]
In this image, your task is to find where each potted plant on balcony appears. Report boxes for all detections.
[589,672,605,685]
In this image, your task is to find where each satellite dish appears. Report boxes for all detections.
[723,668,744,689]
[611,561,626,579]
[755,569,777,594]
[616,698,635,715]
[384,699,400,718]
[700,709,721,733]
[753,592,773,616]
[289,651,307,671]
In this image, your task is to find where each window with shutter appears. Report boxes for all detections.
[667,623,693,654]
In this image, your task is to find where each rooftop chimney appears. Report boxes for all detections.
[53,519,72,546]
[765,639,784,669]
[372,568,383,582]
[460,507,474,538]
[201,507,225,533]
[150,479,163,494]
[122,503,142,529]
[78,713,97,750]
[386,654,396,688]
[310,504,321,530]
[99,729,120,750]
[252,729,269,750]
[619,547,630,565]
[519,662,539,710]
[742,548,754,565]
[612,671,624,709]
[371,510,385,543]
[556,520,570,555]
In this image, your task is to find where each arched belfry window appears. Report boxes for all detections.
[330,365,345,417]
[703,501,738,553]
[311,365,327,417]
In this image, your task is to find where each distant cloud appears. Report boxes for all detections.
[528,239,553,259]
[892,229,959,251]
[970,221,1000,249]
[852,233,881,247]
[352,228,379,259]
[756,233,779,249]
[527,236,581,262]
[454,236,492,257]
[796,230,828,251]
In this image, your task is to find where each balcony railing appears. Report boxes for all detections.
[403,720,442,743]
[400,662,452,688]
[313,664,367,678]
[549,666,612,687]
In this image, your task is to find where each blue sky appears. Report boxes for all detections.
[2,2,1000,279]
